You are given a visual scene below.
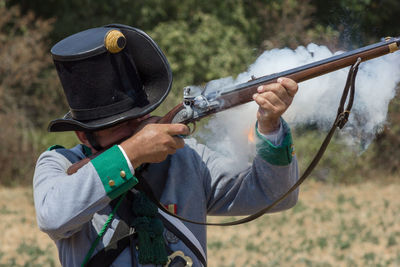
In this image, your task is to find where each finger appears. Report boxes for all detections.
[257,84,292,106]
[253,95,276,115]
[172,136,186,149]
[160,135,185,151]
[166,146,177,155]
[164,124,190,136]
[166,140,185,154]
[277,77,298,97]
[254,93,289,118]
[254,91,286,109]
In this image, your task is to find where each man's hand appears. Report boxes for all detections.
[252,77,298,134]
[120,124,189,169]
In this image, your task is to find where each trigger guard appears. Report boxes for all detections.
[188,121,196,135]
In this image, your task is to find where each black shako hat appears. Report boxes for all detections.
[48,24,172,132]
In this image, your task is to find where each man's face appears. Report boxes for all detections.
[78,114,150,151]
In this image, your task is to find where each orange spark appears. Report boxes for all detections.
[247,127,255,143]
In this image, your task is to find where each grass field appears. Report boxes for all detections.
[0,181,399,266]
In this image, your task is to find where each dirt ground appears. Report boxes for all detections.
[0,181,399,266]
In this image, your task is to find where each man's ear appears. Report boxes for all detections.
[75,131,92,148]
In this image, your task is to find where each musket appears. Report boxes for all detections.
[160,36,400,125]
[67,36,400,174]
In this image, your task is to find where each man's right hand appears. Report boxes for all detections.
[120,123,189,169]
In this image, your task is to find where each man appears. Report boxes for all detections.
[34,24,299,267]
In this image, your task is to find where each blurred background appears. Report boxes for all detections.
[0,0,400,266]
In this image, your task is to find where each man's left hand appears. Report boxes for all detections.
[252,77,298,134]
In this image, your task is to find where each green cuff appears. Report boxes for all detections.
[255,120,294,166]
[91,145,138,199]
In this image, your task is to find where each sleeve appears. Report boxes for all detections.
[255,119,294,166]
[256,119,284,146]
[199,118,299,216]
[33,145,137,240]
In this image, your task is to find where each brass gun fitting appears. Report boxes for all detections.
[385,36,400,53]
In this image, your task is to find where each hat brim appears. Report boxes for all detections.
[49,106,153,132]
[48,24,172,132]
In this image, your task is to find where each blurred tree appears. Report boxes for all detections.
[8,0,256,45]
[0,1,65,185]
[249,0,340,50]
[310,0,400,47]
[0,1,66,127]
[150,13,255,99]
[371,85,400,174]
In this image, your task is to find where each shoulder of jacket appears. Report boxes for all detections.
[44,144,89,163]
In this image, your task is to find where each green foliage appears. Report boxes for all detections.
[387,234,397,247]
[370,86,400,174]
[8,0,258,46]
[150,13,255,97]
[293,129,369,184]
[0,3,64,185]
[0,205,17,215]
[207,240,223,250]
[250,0,340,50]
[0,242,56,267]
[310,0,400,47]
[0,2,66,127]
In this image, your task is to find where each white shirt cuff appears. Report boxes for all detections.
[118,145,135,175]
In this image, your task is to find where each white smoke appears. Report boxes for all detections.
[195,43,400,162]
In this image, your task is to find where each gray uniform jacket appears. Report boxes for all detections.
[33,122,299,266]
